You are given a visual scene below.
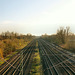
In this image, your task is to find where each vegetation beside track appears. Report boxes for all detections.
[41,26,75,53]
[0,31,35,65]
[0,51,17,65]
[30,41,43,75]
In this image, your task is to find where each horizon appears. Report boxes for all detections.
[0,0,75,36]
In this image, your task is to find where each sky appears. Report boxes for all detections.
[0,0,75,36]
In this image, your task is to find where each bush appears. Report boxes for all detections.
[2,39,16,57]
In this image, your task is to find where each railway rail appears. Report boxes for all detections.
[0,40,36,75]
[38,39,75,75]
[0,38,75,75]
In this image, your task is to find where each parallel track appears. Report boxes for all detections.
[0,40,36,75]
[0,38,75,75]
[38,39,75,75]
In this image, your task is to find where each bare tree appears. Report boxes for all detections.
[57,27,65,43]
[57,26,71,44]
[66,26,70,37]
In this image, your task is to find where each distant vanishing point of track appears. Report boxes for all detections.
[0,38,75,75]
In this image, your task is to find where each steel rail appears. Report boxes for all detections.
[44,43,73,75]
[38,40,58,75]
[0,40,35,75]
[38,41,53,75]
[39,39,75,75]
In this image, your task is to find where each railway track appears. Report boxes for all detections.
[38,39,75,75]
[0,40,36,75]
[0,38,75,75]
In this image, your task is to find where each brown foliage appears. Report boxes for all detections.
[0,31,34,57]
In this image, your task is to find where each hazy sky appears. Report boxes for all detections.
[0,0,75,35]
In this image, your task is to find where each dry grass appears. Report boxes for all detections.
[61,36,75,53]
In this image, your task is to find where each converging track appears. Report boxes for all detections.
[0,38,75,75]
[38,39,75,75]
[0,40,36,75]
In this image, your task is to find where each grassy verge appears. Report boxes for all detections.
[30,42,43,75]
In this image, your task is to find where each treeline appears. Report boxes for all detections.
[0,31,35,58]
[41,26,75,52]
[0,31,33,40]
